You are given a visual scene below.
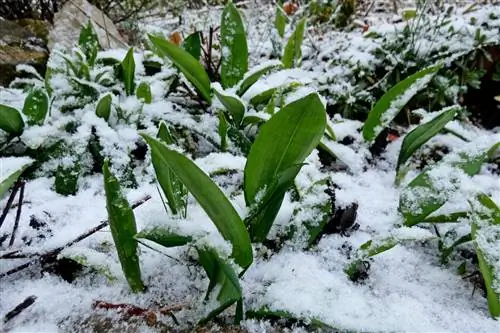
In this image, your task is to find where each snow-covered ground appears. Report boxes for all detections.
[1,1,500,332]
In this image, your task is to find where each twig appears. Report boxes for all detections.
[3,295,37,323]
[0,181,22,230]
[9,181,25,247]
[0,195,151,279]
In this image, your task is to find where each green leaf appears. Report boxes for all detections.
[345,232,436,279]
[396,106,458,174]
[121,48,136,96]
[135,227,192,248]
[95,94,112,121]
[236,62,282,96]
[54,162,80,196]
[400,141,500,226]
[423,211,468,224]
[247,307,331,329]
[362,64,442,142]
[182,31,201,61]
[471,195,500,318]
[141,134,252,268]
[153,123,187,217]
[197,247,242,325]
[281,18,306,69]
[244,93,326,205]
[0,158,33,198]
[78,21,100,66]
[249,82,301,107]
[245,164,304,242]
[136,82,152,104]
[218,112,230,152]
[440,233,472,264]
[0,105,24,136]
[274,6,287,38]
[103,160,145,293]
[213,84,246,126]
[244,93,326,242]
[149,34,212,103]
[220,2,248,88]
[157,121,176,145]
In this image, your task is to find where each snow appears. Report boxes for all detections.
[1,1,500,332]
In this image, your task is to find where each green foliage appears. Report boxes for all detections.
[244,93,326,242]
[282,18,306,69]
[153,122,187,217]
[197,247,243,325]
[149,34,212,103]
[399,142,500,226]
[78,21,100,67]
[0,104,25,136]
[141,134,253,268]
[220,2,248,88]
[121,48,136,96]
[103,160,145,293]
[22,87,49,126]
[136,82,152,104]
[135,227,192,248]
[236,62,282,97]
[471,194,500,318]
[396,106,458,176]
[0,159,33,198]
[95,94,112,121]
[362,64,442,142]
[182,31,202,60]
[213,85,246,126]
[54,162,80,196]
[274,5,287,38]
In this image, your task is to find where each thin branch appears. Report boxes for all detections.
[0,195,151,279]
[3,295,37,323]
[0,181,21,230]
[9,181,25,247]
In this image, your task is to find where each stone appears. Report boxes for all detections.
[48,0,128,52]
[0,18,48,87]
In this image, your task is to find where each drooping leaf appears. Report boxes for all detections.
[121,48,136,96]
[136,82,152,104]
[396,106,458,174]
[424,211,468,223]
[220,2,248,88]
[244,93,326,242]
[400,141,500,226]
[103,160,145,293]
[78,21,100,66]
[281,18,306,69]
[153,123,187,217]
[135,227,192,248]
[274,5,287,38]
[440,233,472,264]
[236,61,282,96]
[141,134,252,268]
[471,195,500,318]
[362,64,442,142]
[0,105,24,136]
[213,84,246,126]
[95,94,112,121]
[249,82,301,107]
[182,31,201,60]
[0,158,33,198]
[149,34,212,103]
[197,247,242,325]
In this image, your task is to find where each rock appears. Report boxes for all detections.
[0,18,48,87]
[48,0,128,52]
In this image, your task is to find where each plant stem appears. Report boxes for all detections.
[0,181,22,230]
